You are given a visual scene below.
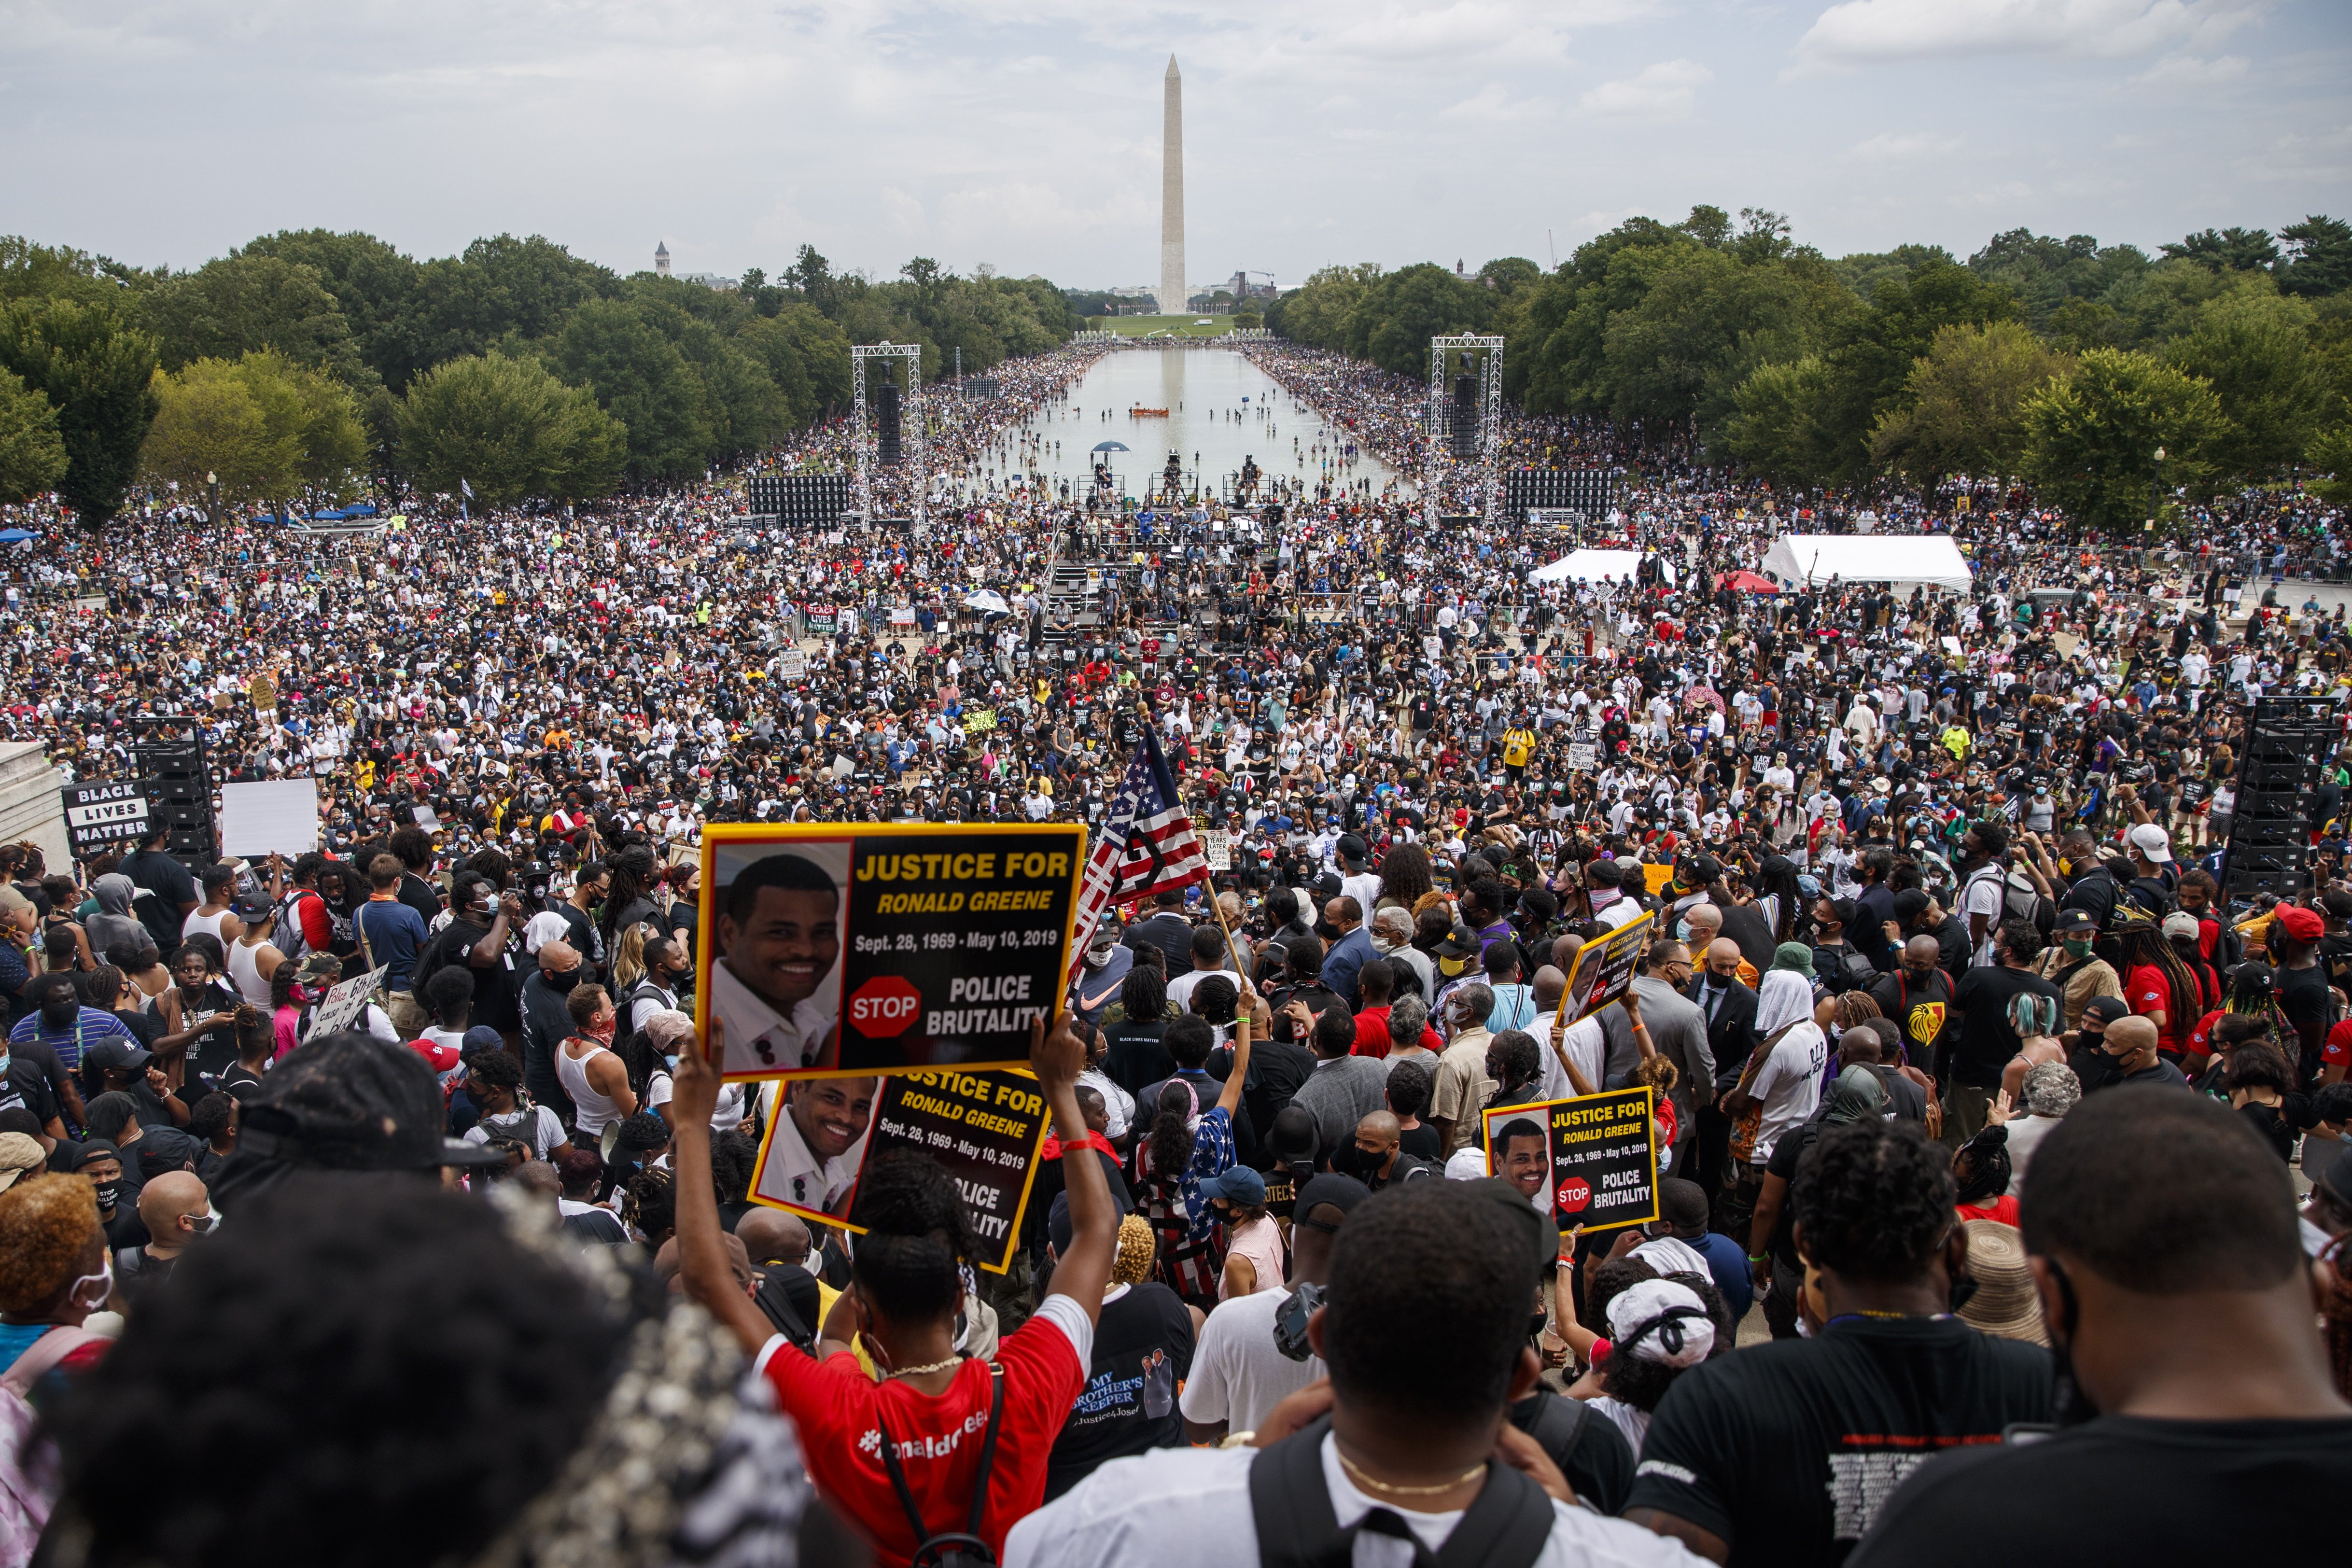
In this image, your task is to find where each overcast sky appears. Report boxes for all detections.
[5,0,2346,290]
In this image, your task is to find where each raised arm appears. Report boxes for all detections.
[1217,1012,1253,1119]
[672,1019,779,1356]
[1037,1009,1117,1321]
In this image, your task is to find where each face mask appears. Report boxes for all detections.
[2063,938,2093,958]
[587,1015,617,1045]
[1083,949,1109,968]
[90,1179,120,1213]
[40,1000,77,1031]
[546,966,583,992]
[189,1208,221,1236]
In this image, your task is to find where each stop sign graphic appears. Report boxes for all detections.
[848,976,923,1038]
[1555,1176,1593,1215]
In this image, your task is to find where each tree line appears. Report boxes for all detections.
[1266,207,2352,529]
[0,232,1084,519]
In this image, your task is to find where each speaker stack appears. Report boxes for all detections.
[1504,469,1618,521]
[745,475,854,529]
[130,715,217,867]
[2219,695,2339,909]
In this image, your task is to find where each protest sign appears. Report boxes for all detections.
[963,708,998,735]
[1566,728,1597,771]
[308,965,388,1039]
[1561,910,1654,1020]
[776,647,807,680]
[748,1066,1050,1273]
[698,822,1085,1080]
[1483,1087,1660,1234]
[218,779,320,857]
[804,603,838,636]
[60,781,150,854]
[1202,828,1232,869]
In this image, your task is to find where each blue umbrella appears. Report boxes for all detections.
[1091,441,1130,452]
[0,528,33,544]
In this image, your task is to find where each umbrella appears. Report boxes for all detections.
[1723,570,1778,593]
[1684,686,1726,714]
[1091,441,1130,453]
[962,589,1011,615]
[0,528,34,544]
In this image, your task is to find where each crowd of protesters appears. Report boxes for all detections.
[1,329,2350,1568]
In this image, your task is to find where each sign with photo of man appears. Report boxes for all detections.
[697,822,1086,1080]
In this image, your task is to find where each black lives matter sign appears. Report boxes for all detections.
[61,781,150,854]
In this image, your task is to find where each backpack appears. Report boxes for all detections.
[272,889,318,964]
[2001,871,2057,939]
[873,1362,1005,1568]
[1,1326,99,1567]
[1248,1413,1555,1568]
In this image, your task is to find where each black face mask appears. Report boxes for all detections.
[545,966,583,993]
[40,1000,77,1031]
[91,1180,120,1212]
[2043,1257,2100,1427]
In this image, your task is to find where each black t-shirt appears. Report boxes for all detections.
[1949,966,2064,1088]
[2277,961,2331,1063]
[1511,1389,1635,1517]
[1398,1120,1443,1162]
[1848,1415,2352,1568]
[1102,1020,1174,1096]
[0,1055,59,1126]
[1626,1317,2053,1567]
[397,872,445,929]
[1041,1280,1194,1500]
[1869,970,1955,1072]
[122,849,198,950]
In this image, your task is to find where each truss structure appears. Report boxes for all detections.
[852,342,927,533]
[1422,335,1505,531]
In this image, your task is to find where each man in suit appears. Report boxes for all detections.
[1318,895,1376,1010]
[1686,937,1758,1216]
[1597,942,1714,1167]
[1122,891,1198,978]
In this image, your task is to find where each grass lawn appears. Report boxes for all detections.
[1084,315,1248,337]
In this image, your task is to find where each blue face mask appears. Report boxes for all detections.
[663,1054,679,1070]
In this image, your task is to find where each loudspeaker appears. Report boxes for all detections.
[1450,370,1479,458]
[2219,696,2338,908]
[745,475,854,528]
[877,382,903,467]
[1505,469,1618,519]
[130,717,216,866]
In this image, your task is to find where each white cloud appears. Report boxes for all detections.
[1790,0,2261,74]
[1578,58,1712,121]
[2135,51,2249,83]
[1843,130,1965,160]
[1440,83,1552,123]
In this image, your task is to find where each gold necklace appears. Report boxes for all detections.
[880,1354,964,1380]
[1337,1449,1487,1498]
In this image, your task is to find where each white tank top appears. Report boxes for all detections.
[182,909,233,947]
[227,937,273,1008]
[558,1040,622,1134]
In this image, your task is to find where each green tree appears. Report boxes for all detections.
[1476,257,1543,297]
[1868,321,2069,482]
[2278,217,2352,298]
[1347,264,1494,375]
[760,304,851,418]
[1267,264,1379,351]
[0,296,161,523]
[237,229,426,387]
[1725,357,1839,486]
[141,254,362,381]
[395,353,624,504]
[1804,260,2021,480]
[2163,292,2326,480]
[548,298,716,480]
[0,236,152,307]
[2162,227,2280,273]
[140,350,369,508]
[2311,419,2352,505]
[733,312,818,429]
[0,366,68,503]
[2022,348,2225,532]
[1600,248,1854,439]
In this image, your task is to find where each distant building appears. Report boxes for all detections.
[655,242,671,278]
[679,272,739,292]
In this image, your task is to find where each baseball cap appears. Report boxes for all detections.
[84,1038,154,1076]
[2160,910,2200,940]
[1433,921,1483,959]
[1891,889,1932,924]
[232,1031,509,1173]
[1202,1166,1267,1207]
[232,891,275,921]
[2274,902,2326,944]
[2127,823,2174,864]
[2054,908,2098,937]
[2080,994,2130,1029]
[1293,1173,1372,1231]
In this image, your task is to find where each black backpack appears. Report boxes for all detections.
[874,1362,1005,1568]
[1248,1414,1556,1568]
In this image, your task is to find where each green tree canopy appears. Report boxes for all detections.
[140,350,368,508]
[548,298,717,481]
[0,296,160,523]
[2022,348,2225,532]
[2163,291,2326,480]
[141,253,364,384]
[395,353,623,505]
[1868,321,2070,482]
[0,365,68,504]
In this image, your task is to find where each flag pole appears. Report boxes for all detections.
[1138,689,1252,996]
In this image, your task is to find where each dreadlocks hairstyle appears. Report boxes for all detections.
[601,848,661,945]
[2119,921,2203,1051]
[1829,991,1883,1033]
[845,1149,981,1322]
[1791,1119,1957,1282]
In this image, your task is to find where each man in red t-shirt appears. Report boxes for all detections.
[673,1012,1116,1561]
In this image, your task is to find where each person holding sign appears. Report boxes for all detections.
[674,1011,1115,1565]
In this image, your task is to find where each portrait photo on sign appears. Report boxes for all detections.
[747,1068,1050,1274]
[697,822,1085,1082]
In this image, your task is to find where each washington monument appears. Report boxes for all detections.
[1160,55,1185,317]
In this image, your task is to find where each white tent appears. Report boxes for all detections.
[1529,548,1673,586]
[1761,533,1973,592]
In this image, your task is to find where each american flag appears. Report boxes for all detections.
[1067,725,1211,983]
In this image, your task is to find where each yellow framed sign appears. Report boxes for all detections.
[695,822,1087,1081]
